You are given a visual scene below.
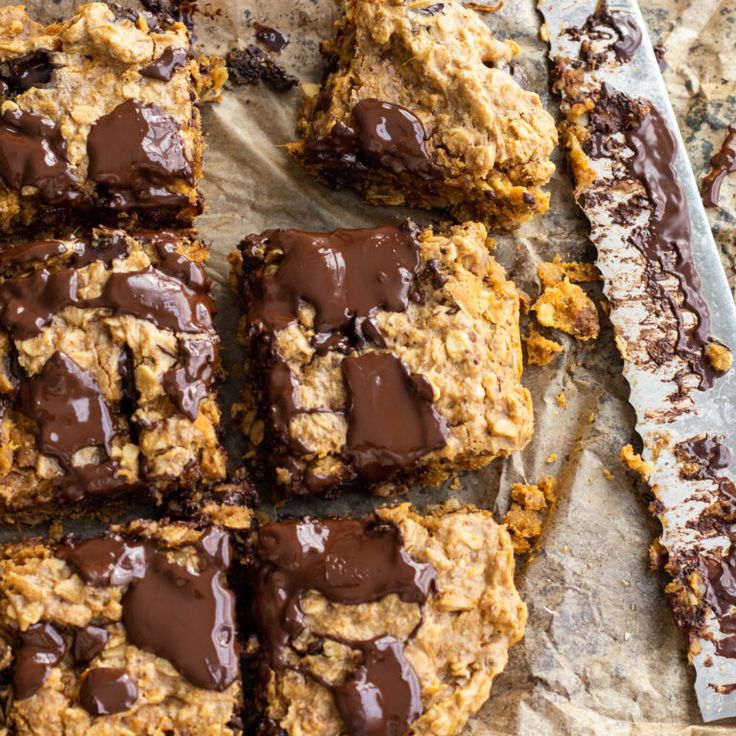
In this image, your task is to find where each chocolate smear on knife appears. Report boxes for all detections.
[342,353,448,482]
[253,517,435,734]
[254,23,289,53]
[140,46,189,82]
[0,108,82,205]
[565,0,642,64]
[79,668,138,715]
[13,623,66,700]
[701,126,736,209]
[586,86,721,389]
[87,99,193,212]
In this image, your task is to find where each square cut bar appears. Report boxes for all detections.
[232,220,534,497]
[289,0,557,228]
[0,228,226,522]
[0,3,210,232]
[246,502,526,736]
[0,520,246,735]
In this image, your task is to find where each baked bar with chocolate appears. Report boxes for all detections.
[289,0,557,228]
[232,220,533,496]
[0,3,207,232]
[0,228,226,522]
[247,502,526,735]
[0,520,245,735]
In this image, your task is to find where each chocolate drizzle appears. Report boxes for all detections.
[701,126,736,209]
[343,353,447,482]
[60,527,239,692]
[140,46,189,82]
[254,23,289,53]
[245,223,420,350]
[12,622,67,700]
[162,338,218,420]
[253,517,435,734]
[87,99,193,211]
[0,239,66,270]
[587,86,721,389]
[79,667,138,715]
[0,108,81,204]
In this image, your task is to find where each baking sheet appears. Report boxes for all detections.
[12,0,736,733]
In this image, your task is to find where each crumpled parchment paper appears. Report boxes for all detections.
[15,0,736,733]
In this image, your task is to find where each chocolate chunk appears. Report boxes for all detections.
[87,99,193,211]
[122,527,239,691]
[701,126,736,209]
[342,353,447,482]
[414,3,445,15]
[140,0,196,31]
[493,60,531,90]
[59,535,148,587]
[0,108,81,204]
[73,625,109,664]
[0,51,54,94]
[79,667,138,715]
[226,45,298,91]
[245,223,420,348]
[253,517,434,663]
[254,23,289,53]
[13,623,66,700]
[352,99,442,179]
[162,338,218,420]
[140,46,189,82]
[332,636,423,736]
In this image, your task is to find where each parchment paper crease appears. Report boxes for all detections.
[11,0,736,733]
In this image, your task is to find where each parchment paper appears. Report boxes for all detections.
[16,0,736,733]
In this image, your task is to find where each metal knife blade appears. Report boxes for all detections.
[538,0,736,721]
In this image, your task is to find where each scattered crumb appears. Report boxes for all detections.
[450,477,462,491]
[49,520,64,542]
[555,391,567,409]
[621,443,653,482]
[532,279,600,341]
[546,453,558,464]
[226,45,298,91]
[537,255,600,289]
[540,23,549,41]
[195,54,229,103]
[706,342,733,373]
[524,326,564,366]
[603,468,614,480]
[503,476,558,554]
[464,0,505,11]
[649,538,666,570]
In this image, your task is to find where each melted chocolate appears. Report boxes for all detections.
[147,231,209,290]
[332,636,423,736]
[0,239,66,270]
[246,224,420,348]
[58,535,148,587]
[254,23,289,53]
[19,352,126,501]
[73,625,109,664]
[140,46,189,81]
[676,435,732,480]
[701,126,736,209]
[342,353,447,482]
[13,622,66,700]
[122,527,239,691]
[0,108,80,204]
[162,338,218,420]
[352,99,441,179]
[86,267,214,334]
[69,232,129,268]
[79,667,138,715]
[254,518,434,734]
[587,87,720,389]
[1,51,54,94]
[87,99,192,211]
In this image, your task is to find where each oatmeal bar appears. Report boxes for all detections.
[232,220,533,497]
[0,3,207,232]
[0,228,226,522]
[0,520,245,735]
[247,502,526,735]
[289,0,557,228]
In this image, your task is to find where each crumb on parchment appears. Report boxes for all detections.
[620,443,653,482]
[503,476,558,555]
